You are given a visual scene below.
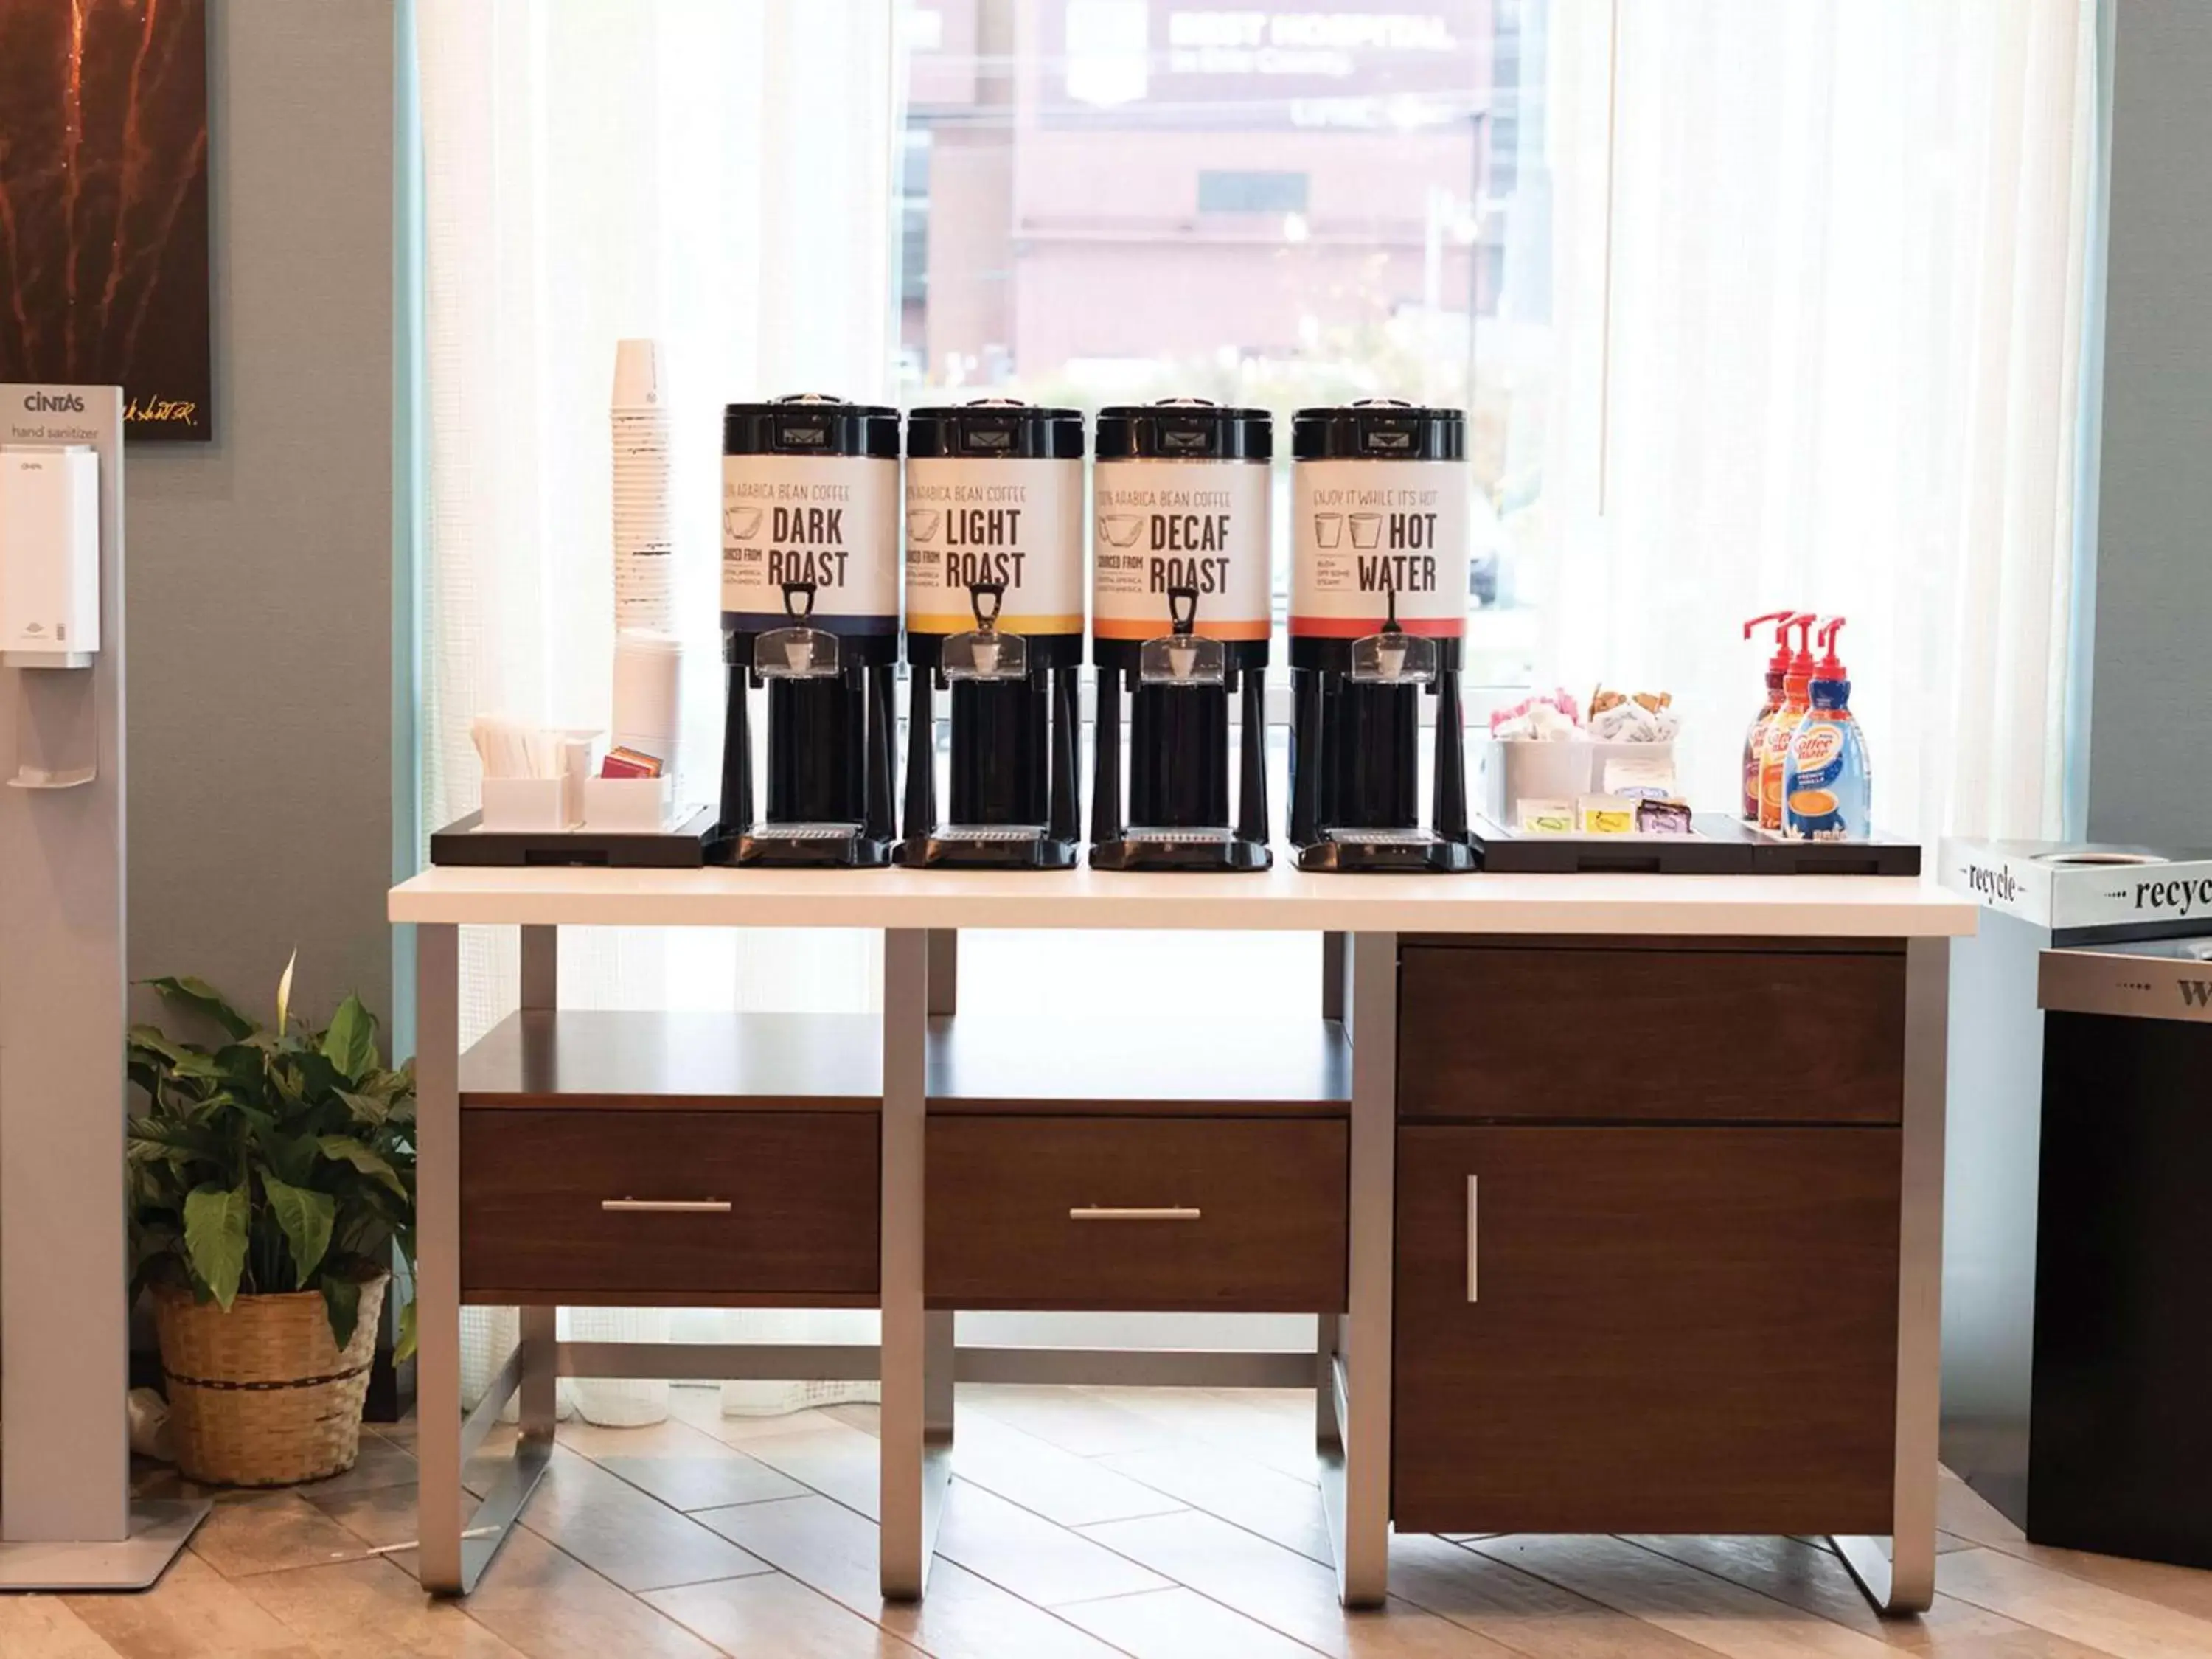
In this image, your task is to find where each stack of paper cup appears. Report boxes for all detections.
[611,338,674,633]
[611,629,683,782]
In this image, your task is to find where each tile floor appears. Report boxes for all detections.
[5,1383,2207,1658]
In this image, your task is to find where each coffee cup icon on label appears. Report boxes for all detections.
[1349,512,1384,549]
[1313,513,1344,549]
[1099,514,1144,549]
[726,504,765,541]
[908,509,942,545]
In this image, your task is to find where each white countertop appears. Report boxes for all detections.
[391,864,1977,937]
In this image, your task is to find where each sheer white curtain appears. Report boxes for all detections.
[417,0,898,1419]
[1531,0,2093,841]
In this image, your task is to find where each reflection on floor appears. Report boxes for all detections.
[7,1383,2210,1657]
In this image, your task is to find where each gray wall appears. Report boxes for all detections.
[125,1,396,1034]
[2084,1,2212,846]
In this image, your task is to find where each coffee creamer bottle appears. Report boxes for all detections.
[1739,611,1801,822]
[1757,613,1817,832]
[1784,618,1871,841]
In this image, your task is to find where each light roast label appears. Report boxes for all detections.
[721,455,899,628]
[1091,459,1271,641]
[1291,459,1469,637]
[905,456,1083,636]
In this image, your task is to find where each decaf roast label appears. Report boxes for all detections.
[722,456,899,632]
[905,457,1083,636]
[1091,459,1272,641]
[1292,459,1470,638]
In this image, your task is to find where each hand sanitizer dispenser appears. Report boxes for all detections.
[1,445,101,667]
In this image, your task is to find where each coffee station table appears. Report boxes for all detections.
[388,865,1973,1612]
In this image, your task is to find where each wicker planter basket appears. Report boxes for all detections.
[153,1273,387,1486]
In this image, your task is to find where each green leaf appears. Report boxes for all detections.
[181,1183,249,1310]
[261,1175,335,1288]
[127,1025,194,1065]
[316,1136,409,1200]
[320,1273,362,1350]
[145,977,255,1040]
[394,1297,417,1365]
[335,1088,392,1127]
[320,995,378,1084]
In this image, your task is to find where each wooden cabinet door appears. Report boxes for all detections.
[1393,1124,1900,1537]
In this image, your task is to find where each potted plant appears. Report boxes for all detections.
[127,957,417,1486]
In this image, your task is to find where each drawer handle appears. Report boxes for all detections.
[600,1198,732,1214]
[1467,1175,1478,1303]
[1068,1206,1202,1222]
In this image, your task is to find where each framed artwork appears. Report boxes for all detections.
[0,0,212,441]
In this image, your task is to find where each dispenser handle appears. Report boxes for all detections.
[968,581,1006,630]
[1167,585,1200,636]
[782,581,817,619]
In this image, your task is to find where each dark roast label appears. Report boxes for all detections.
[722,454,897,630]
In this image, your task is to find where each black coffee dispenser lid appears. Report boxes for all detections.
[908,399,1083,459]
[1095,399,1272,462]
[1292,399,1465,462]
[723,394,900,458]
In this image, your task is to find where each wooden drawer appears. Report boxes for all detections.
[1392,1124,1899,1535]
[927,1116,1346,1312]
[461,1110,877,1300]
[1398,941,1905,1123]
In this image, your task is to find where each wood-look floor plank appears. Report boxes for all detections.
[667,1389,858,1447]
[730,1419,886,1521]
[1621,1534,2117,1657]
[285,1433,420,1498]
[1055,1585,1329,1658]
[1080,1508,1520,1658]
[947,1408,1189,1528]
[1077,1386,1322,1484]
[441,1526,726,1659]
[936,1478,1172,1606]
[232,1555,528,1658]
[516,1447,776,1593]
[647,1573,927,1658]
[305,1480,475,1559]
[591,1451,811,1513]
[63,1551,319,1658]
[1931,1478,2212,1626]
[1466,1534,1898,1659]
[960,1383,1178,1458]
[695,1492,1127,1659]
[0,1596,128,1659]
[1933,1547,2212,1659]
[1096,1444,1335,1564]
[185,1490,380,1578]
[1386,1531,1722,1658]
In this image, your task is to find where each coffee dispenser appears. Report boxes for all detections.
[714,395,900,866]
[900,402,1084,867]
[1088,400,1273,872]
[1287,400,1475,872]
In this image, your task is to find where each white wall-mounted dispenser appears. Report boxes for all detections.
[0,445,101,667]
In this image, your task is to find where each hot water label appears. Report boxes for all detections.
[1091,460,1271,641]
[905,457,1083,636]
[721,455,899,635]
[1291,459,1470,638]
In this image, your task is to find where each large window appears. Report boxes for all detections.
[900,0,1545,691]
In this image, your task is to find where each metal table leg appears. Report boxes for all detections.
[881,928,948,1599]
[1836,935,1950,1614]
[1321,930,1394,1608]
[419,923,556,1596]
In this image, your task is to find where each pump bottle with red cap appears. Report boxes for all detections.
[1784,618,1871,841]
[1757,613,1819,832]
[1739,611,1799,821]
